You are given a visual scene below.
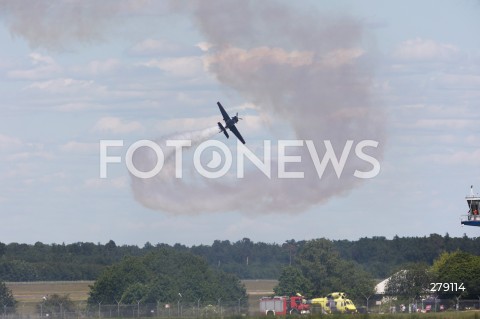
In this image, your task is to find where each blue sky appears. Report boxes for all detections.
[0,0,479,246]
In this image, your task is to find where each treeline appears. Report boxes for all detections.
[0,241,135,280]
[0,234,479,281]
[334,234,480,277]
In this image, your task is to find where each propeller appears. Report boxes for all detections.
[236,112,243,120]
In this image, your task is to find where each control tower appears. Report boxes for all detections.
[461,186,480,227]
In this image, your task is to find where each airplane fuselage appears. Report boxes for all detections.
[224,116,239,129]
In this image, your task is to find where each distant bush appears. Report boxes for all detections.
[36,294,74,317]
[0,281,17,313]
[88,248,247,305]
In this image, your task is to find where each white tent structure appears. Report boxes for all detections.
[374,277,390,295]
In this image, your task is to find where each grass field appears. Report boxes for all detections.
[242,279,277,295]
[6,280,277,302]
[6,281,94,302]
[4,281,480,319]
[6,281,94,315]
[5,280,277,316]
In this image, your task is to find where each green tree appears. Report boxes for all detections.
[88,248,247,305]
[274,266,312,296]
[0,260,38,281]
[88,256,150,304]
[384,263,433,300]
[0,282,16,313]
[431,251,480,298]
[120,283,149,304]
[296,239,336,296]
[332,259,375,300]
[0,243,6,257]
[295,239,375,300]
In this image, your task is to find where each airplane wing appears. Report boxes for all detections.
[217,102,230,122]
[229,124,246,144]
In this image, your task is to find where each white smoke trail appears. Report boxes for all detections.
[129,1,385,214]
[0,1,386,214]
[130,126,222,213]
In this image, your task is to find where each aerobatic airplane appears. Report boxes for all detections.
[217,101,246,144]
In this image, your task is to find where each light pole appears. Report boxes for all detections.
[238,298,242,314]
[177,293,182,317]
[115,299,121,318]
[197,298,201,317]
[41,296,47,318]
[362,294,371,313]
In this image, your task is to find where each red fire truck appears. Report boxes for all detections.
[260,295,310,316]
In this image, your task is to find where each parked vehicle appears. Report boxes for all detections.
[310,292,357,314]
[260,295,310,316]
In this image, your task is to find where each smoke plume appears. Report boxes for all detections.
[131,0,385,214]
[0,1,385,214]
[0,0,148,50]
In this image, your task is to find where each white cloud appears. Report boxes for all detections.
[8,52,62,80]
[232,102,257,111]
[27,78,99,94]
[155,114,265,135]
[30,52,54,65]
[428,149,480,166]
[6,151,54,161]
[83,59,121,75]
[129,39,179,55]
[4,162,35,178]
[55,102,104,112]
[435,74,480,90]
[84,176,128,189]
[93,117,144,134]
[393,38,459,61]
[60,141,98,153]
[139,56,205,77]
[397,134,457,146]
[411,119,475,130]
[196,41,213,52]
[0,134,22,151]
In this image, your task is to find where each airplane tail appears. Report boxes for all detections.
[218,122,229,138]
